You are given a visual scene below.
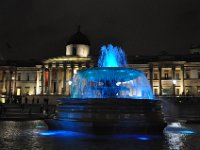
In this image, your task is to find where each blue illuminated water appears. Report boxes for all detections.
[71,44,153,99]
[98,44,127,67]
[71,67,153,99]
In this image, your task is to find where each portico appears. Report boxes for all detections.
[36,28,93,95]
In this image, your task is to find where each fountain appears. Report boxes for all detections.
[46,44,166,134]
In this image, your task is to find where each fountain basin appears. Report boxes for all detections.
[46,98,166,134]
[71,67,153,99]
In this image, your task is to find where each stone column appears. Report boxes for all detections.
[41,66,45,95]
[159,66,162,96]
[12,71,16,95]
[56,64,60,94]
[2,70,6,94]
[8,70,12,97]
[172,66,175,96]
[62,64,67,95]
[149,64,153,89]
[48,66,52,94]
[66,64,71,95]
[71,64,74,80]
[36,69,41,95]
[181,65,185,95]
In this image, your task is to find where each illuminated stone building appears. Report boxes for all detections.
[128,46,200,96]
[0,61,38,102]
[36,28,93,95]
[0,29,93,103]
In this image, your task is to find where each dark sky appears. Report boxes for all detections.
[0,0,200,60]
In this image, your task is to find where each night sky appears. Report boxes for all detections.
[0,0,200,60]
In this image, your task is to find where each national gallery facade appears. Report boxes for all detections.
[0,29,200,102]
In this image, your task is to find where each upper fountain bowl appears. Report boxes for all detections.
[71,67,154,99]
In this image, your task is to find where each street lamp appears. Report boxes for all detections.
[172,80,177,85]
[68,80,72,85]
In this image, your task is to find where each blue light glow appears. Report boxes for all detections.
[177,130,195,135]
[113,134,160,140]
[98,44,127,67]
[35,125,46,129]
[136,136,151,141]
[165,125,196,135]
[38,130,90,137]
[71,68,153,99]
[40,131,57,136]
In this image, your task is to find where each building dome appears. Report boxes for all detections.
[67,28,90,46]
[66,26,90,57]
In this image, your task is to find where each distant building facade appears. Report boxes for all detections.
[128,46,200,96]
[0,30,200,103]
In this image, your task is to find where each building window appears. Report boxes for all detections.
[16,87,21,96]
[176,73,180,79]
[198,72,200,79]
[164,73,168,79]
[154,73,158,80]
[162,88,171,96]
[176,88,180,96]
[186,72,190,79]
[154,88,158,95]
[185,88,191,96]
[197,87,200,95]
[17,73,21,81]
[25,87,30,95]
[34,87,36,95]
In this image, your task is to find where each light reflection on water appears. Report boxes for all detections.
[0,120,200,150]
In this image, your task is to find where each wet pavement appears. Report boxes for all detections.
[0,120,200,150]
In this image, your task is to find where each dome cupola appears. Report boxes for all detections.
[66,26,90,57]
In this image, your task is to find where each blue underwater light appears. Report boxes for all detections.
[113,134,161,141]
[165,124,196,135]
[177,130,195,135]
[136,136,151,141]
[35,125,46,129]
[38,130,90,137]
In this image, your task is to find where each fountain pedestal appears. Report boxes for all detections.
[46,98,166,134]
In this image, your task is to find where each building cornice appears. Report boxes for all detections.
[43,56,92,64]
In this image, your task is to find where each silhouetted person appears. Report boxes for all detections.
[32,97,35,104]
[25,97,28,104]
[37,98,39,104]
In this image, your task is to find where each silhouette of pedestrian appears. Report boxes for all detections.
[25,97,28,104]
[37,98,39,104]
[32,97,35,104]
